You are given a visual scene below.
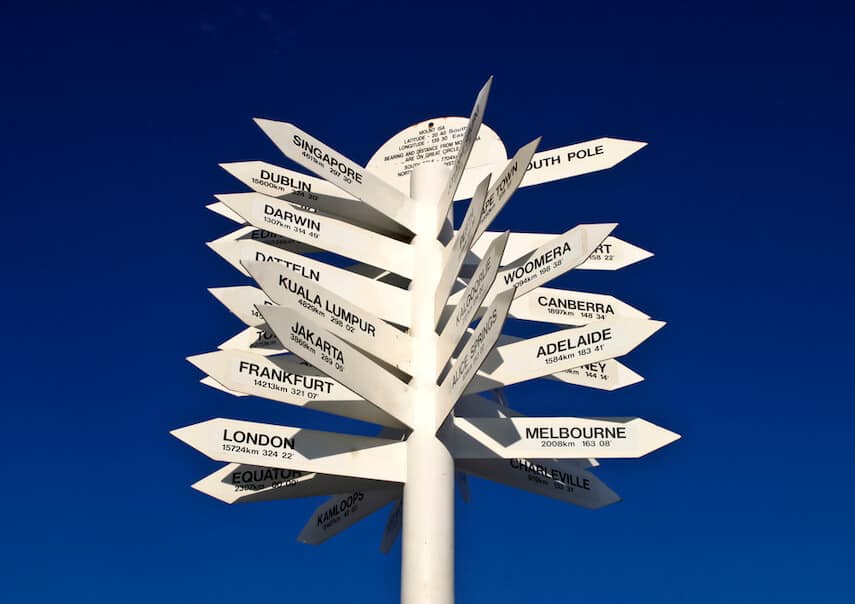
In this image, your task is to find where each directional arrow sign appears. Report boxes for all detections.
[220,161,409,238]
[244,261,412,372]
[186,349,403,428]
[468,318,664,392]
[472,138,541,244]
[436,232,509,372]
[207,201,245,224]
[380,498,403,554]
[218,325,287,356]
[451,416,680,459]
[206,227,319,274]
[193,462,394,504]
[254,119,417,231]
[434,174,492,321]
[217,193,415,278]
[577,237,654,270]
[509,287,649,326]
[547,359,644,391]
[298,488,401,545]
[435,77,492,232]
[456,457,620,510]
[200,376,248,397]
[207,238,411,326]
[220,160,348,198]
[492,223,617,298]
[209,286,274,327]
[437,288,515,427]
[260,306,414,429]
[518,138,647,188]
[171,418,407,482]
[230,225,322,255]
[468,232,652,272]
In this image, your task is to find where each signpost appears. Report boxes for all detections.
[173,78,679,604]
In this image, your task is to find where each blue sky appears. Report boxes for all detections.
[2,2,853,602]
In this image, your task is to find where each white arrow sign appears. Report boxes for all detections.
[200,376,248,397]
[435,77,492,232]
[254,119,417,231]
[519,137,647,188]
[547,359,644,391]
[451,416,680,459]
[244,261,412,372]
[437,288,515,427]
[220,161,409,238]
[468,232,652,272]
[171,418,407,482]
[217,192,416,278]
[436,232,509,372]
[192,463,393,504]
[509,287,649,326]
[186,349,403,428]
[456,457,620,510]
[218,325,287,356]
[260,306,414,429]
[298,488,401,546]
[207,201,245,224]
[434,174,492,321]
[207,238,411,326]
[491,223,617,298]
[207,227,320,271]
[468,318,664,393]
[209,286,274,327]
[472,138,541,244]
[221,160,346,198]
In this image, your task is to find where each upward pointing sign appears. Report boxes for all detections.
[435,77,492,232]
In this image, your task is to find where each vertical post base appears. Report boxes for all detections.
[401,163,455,604]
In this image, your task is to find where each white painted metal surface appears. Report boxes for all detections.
[259,305,414,428]
[400,163,456,604]
[171,418,407,482]
[436,231,509,371]
[548,359,644,391]
[509,287,649,325]
[468,231,653,271]
[366,117,507,193]
[254,119,418,231]
[244,261,412,372]
[208,236,412,325]
[435,77,492,232]
[173,81,678,604]
[218,192,416,278]
[185,349,403,428]
[451,416,681,459]
[471,138,541,243]
[208,286,273,327]
[436,288,515,427]
[468,318,665,392]
[192,463,392,504]
[298,488,402,545]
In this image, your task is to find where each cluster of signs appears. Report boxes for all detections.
[173,78,679,551]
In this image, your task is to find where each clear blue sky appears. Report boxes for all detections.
[2,2,853,602]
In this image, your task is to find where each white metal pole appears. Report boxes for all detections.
[401,163,456,604]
